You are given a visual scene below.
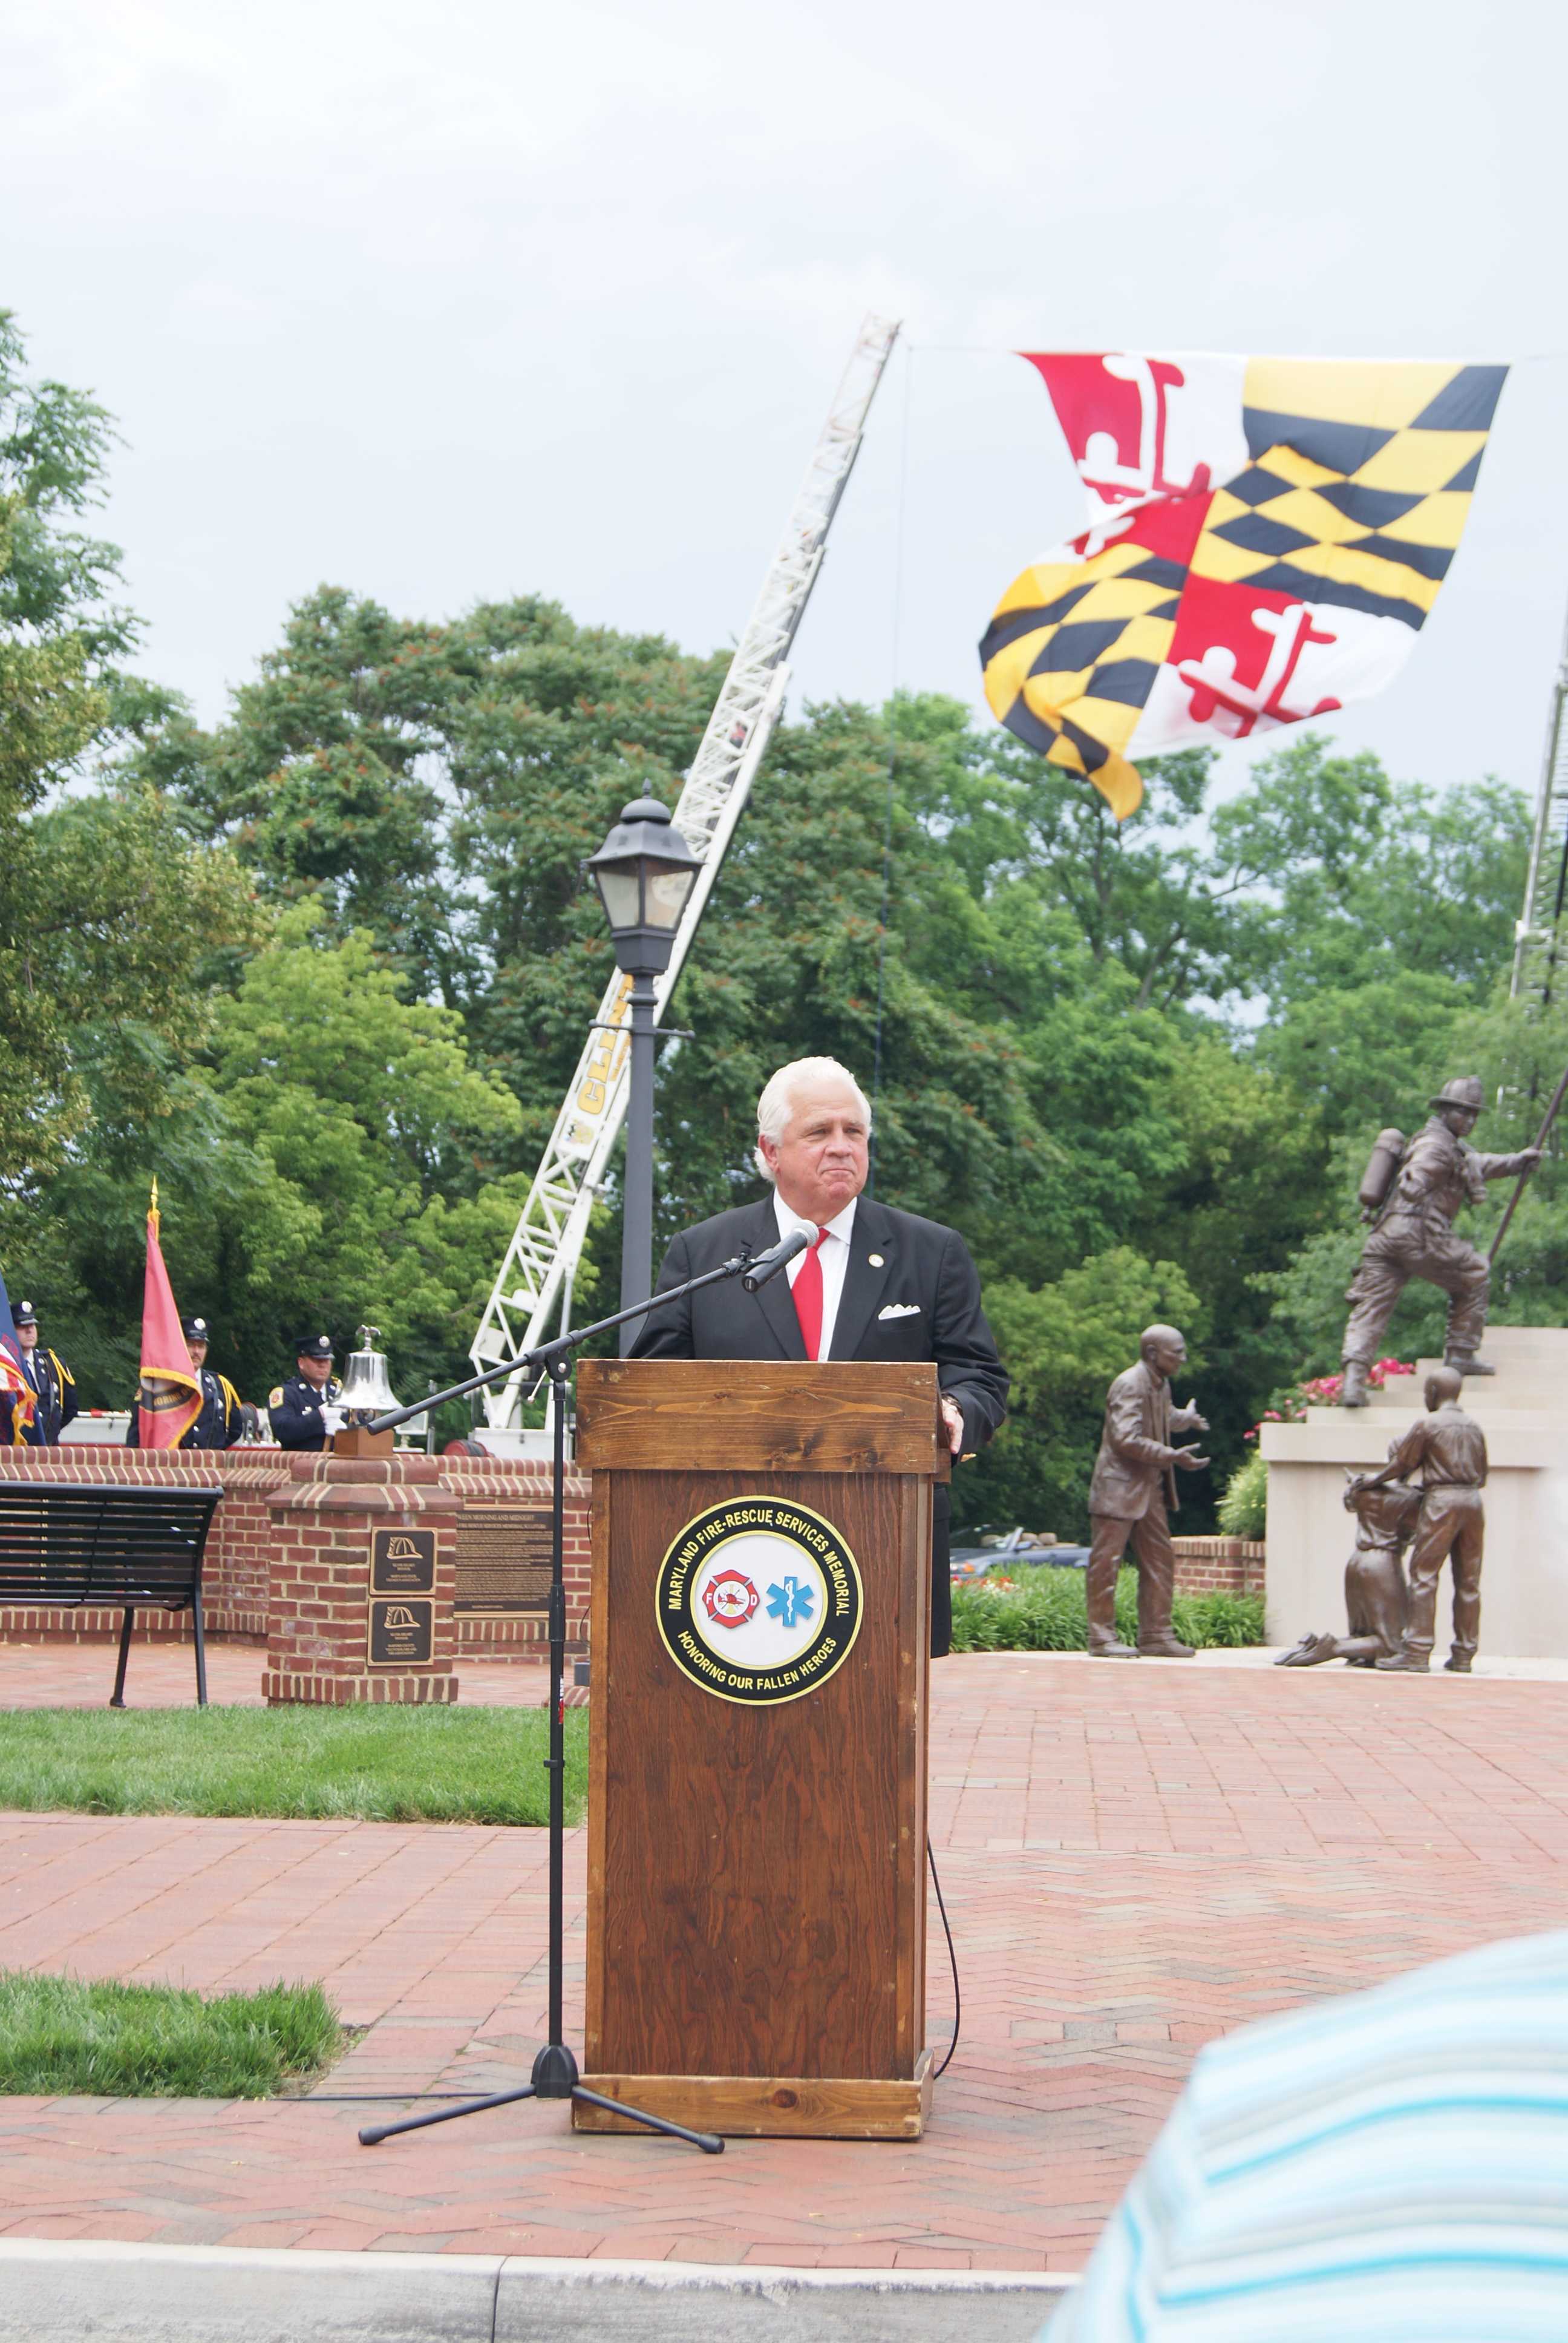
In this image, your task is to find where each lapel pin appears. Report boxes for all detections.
[867,1253,884,1267]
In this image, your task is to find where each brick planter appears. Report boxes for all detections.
[1170,1536,1265,1599]
[263,1450,460,1706]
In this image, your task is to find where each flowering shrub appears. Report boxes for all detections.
[1244,1357,1413,1439]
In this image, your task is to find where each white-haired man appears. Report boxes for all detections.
[630,1055,1009,1656]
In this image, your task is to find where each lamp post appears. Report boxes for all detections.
[587,796,701,1352]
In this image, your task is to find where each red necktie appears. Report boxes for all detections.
[791,1227,830,1360]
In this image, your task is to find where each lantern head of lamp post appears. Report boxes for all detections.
[587,796,701,975]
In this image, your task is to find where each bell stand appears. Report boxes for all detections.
[351,1240,792,2157]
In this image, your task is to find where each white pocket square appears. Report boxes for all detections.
[878,1302,922,1320]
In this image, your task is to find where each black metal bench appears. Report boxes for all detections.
[0,1483,223,1707]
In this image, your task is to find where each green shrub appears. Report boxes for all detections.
[1217,1448,1268,1539]
[950,1565,1265,1653]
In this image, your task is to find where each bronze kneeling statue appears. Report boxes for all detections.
[1276,1472,1422,1668]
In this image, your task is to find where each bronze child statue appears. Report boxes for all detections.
[1277,1473,1422,1670]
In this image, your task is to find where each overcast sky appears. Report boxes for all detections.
[5,0,1565,805]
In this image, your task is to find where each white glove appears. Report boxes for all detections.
[320,1406,347,1435]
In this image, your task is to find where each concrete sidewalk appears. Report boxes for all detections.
[2,1652,1567,2272]
[0,2240,1074,2342]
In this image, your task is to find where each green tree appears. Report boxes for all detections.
[965,1247,1203,1538]
[0,315,251,1201]
[202,903,526,1397]
[116,573,1539,1527]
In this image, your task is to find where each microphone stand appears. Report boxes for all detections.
[355,1244,776,2157]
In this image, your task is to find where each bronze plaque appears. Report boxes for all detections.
[455,1506,551,1614]
[368,1598,434,1666]
[371,1527,436,1594]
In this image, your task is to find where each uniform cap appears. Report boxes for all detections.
[11,1302,36,1328]
[182,1316,210,1342]
[294,1332,335,1360]
[1429,1075,1486,1113]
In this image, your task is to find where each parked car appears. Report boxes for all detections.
[950,1527,1090,1580]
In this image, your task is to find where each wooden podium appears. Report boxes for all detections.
[572,1358,946,2140]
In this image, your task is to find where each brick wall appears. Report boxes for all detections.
[1171,1536,1266,1598]
[0,1446,592,1657]
[0,1446,290,1642]
[425,1460,591,1659]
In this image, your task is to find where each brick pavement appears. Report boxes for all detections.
[2,1647,1567,2267]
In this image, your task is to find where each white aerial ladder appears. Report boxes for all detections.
[468,315,902,1444]
[1512,597,1568,1009]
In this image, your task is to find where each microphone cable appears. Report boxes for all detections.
[927,1835,961,2077]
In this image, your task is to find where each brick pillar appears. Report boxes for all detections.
[263,1451,460,1706]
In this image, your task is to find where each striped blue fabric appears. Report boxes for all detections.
[1044,1930,1568,2341]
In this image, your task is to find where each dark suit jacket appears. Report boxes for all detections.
[629,1193,1009,1654]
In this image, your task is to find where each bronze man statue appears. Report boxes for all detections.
[1276,1472,1422,1670]
[1360,1364,1487,1674]
[1341,1076,1539,1405]
[1085,1325,1209,1659]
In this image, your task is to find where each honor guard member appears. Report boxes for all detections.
[124,1316,243,1449]
[269,1334,345,1452]
[11,1302,77,1446]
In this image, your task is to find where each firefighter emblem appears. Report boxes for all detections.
[702,1568,759,1630]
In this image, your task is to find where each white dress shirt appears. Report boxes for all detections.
[773,1191,858,1361]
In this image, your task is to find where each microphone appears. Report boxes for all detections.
[740,1230,809,1292]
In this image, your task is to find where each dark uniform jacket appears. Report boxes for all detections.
[629,1193,1009,1657]
[18,1347,77,1446]
[269,1374,343,1452]
[125,1368,243,1450]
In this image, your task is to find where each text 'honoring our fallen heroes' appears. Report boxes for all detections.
[655,1496,864,1706]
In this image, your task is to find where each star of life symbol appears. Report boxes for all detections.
[1080,356,1212,507]
[765,1575,815,1630]
[1177,601,1344,739]
[702,1568,759,1630]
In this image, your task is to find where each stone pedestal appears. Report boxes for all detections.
[1262,1328,1568,1662]
[263,1451,460,1705]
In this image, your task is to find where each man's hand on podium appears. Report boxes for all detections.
[939,1396,965,1457]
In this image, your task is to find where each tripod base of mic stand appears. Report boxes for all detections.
[357,2040,724,2154]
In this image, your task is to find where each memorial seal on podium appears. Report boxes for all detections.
[655,1495,864,1706]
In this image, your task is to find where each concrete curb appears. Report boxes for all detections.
[0,2239,1076,2341]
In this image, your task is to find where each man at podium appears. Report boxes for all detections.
[630,1055,1008,1656]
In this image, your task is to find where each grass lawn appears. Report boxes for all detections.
[0,1971,341,2097]
[952,1564,1264,1652]
[0,1703,588,1826]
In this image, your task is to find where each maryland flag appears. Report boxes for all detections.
[980,354,1508,819]
[135,1185,201,1449]
[0,1265,34,1444]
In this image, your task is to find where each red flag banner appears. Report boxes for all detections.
[136,1188,200,1450]
[0,1266,34,1444]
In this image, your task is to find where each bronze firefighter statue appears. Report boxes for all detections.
[1340,1077,1539,1406]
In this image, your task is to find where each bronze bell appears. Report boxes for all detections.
[338,1325,401,1424]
